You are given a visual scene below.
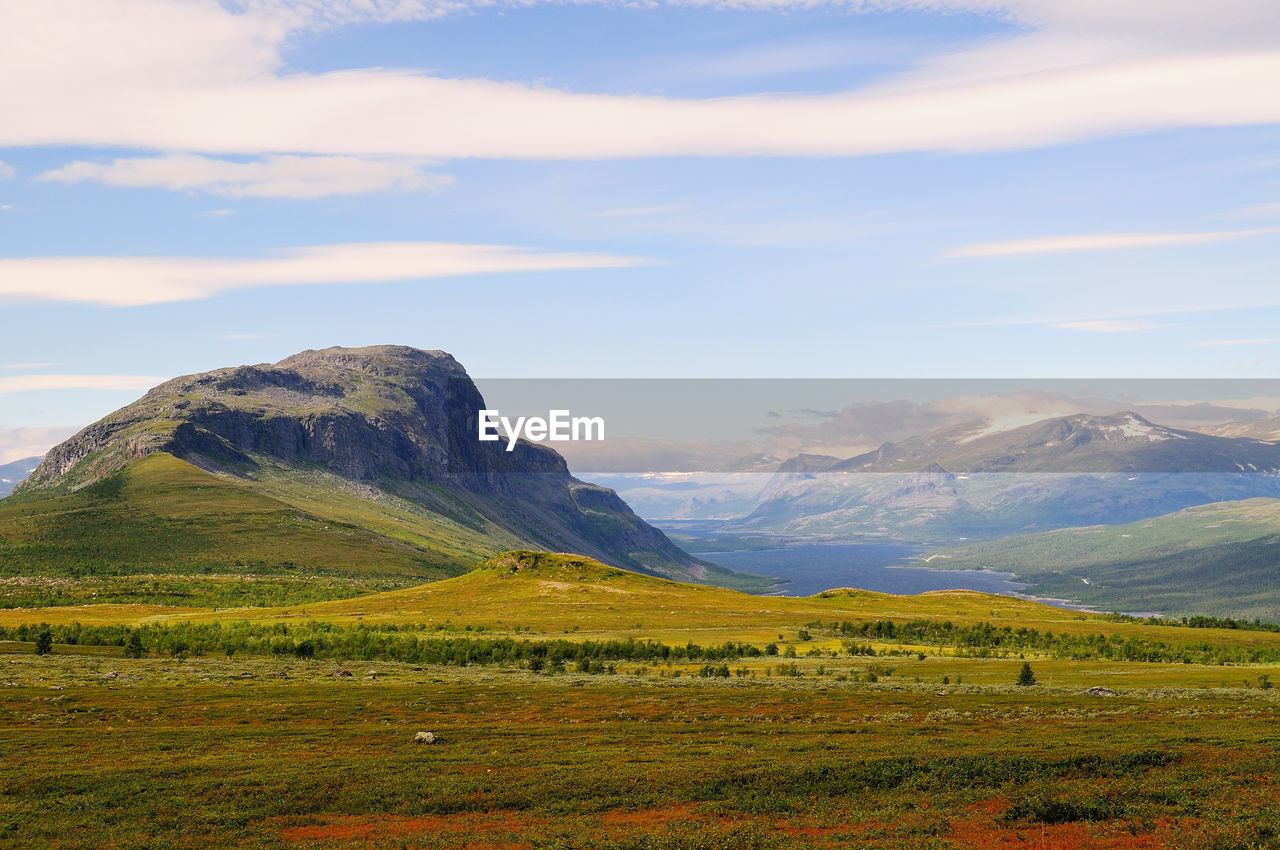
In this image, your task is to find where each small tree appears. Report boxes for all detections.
[34,627,53,656]
[1016,661,1036,687]
[124,630,145,659]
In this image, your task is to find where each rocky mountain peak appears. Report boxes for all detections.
[13,345,717,583]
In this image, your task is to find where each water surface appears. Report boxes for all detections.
[698,542,1029,598]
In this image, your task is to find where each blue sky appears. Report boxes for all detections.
[2,0,1280,460]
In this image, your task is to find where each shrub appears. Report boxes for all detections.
[123,630,145,659]
[34,627,53,656]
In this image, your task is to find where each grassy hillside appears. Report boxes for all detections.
[925,498,1280,619]
[0,453,523,608]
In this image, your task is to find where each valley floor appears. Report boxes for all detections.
[2,649,1280,848]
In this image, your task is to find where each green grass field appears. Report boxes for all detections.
[4,551,1280,847]
[2,652,1279,849]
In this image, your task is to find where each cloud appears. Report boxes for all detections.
[671,35,916,81]
[0,161,14,179]
[952,228,1280,257]
[40,154,453,199]
[1233,202,1280,217]
[0,374,167,395]
[2,362,56,370]
[0,426,78,464]
[1194,338,1280,347]
[597,205,687,218]
[1053,319,1163,333]
[2,1,1280,162]
[0,241,650,306]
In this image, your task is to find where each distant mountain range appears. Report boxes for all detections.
[0,457,41,498]
[776,411,1280,474]
[595,412,1280,545]
[3,346,759,592]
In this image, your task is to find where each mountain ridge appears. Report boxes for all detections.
[924,497,1280,620]
[825,411,1280,474]
[723,410,1280,543]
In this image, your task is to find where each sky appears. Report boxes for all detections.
[2,0,1280,462]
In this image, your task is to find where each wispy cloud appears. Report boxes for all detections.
[40,154,452,199]
[1054,319,1163,333]
[0,242,651,307]
[596,205,687,218]
[4,2,1280,162]
[1232,202,1280,217]
[1194,338,1280,347]
[0,161,14,179]
[0,374,167,395]
[671,36,914,81]
[2,362,56,370]
[952,228,1280,257]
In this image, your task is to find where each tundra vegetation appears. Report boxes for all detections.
[1,551,1279,847]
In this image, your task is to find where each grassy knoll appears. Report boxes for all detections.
[2,652,1280,848]
[7,551,1280,663]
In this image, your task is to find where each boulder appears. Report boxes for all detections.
[413,731,437,744]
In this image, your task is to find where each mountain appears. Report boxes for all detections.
[720,411,1280,543]
[3,346,760,598]
[827,411,1280,474]
[0,456,41,498]
[924,498,1280,620]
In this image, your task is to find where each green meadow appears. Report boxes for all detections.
[2,551,1280,847]
[2,652,1279,849]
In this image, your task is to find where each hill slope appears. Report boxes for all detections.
[4,346,760,600]
[16,551,1280,660]
[925,498,1280,619]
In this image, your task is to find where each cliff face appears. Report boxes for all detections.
[19,345,715,582]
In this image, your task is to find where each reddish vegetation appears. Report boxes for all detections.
[599,803,699,827]
[278,812,534,847]
[942,820,1179,849]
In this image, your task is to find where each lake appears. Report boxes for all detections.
[696,542,1032,598]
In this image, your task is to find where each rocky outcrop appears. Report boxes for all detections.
[18,345,707,580]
